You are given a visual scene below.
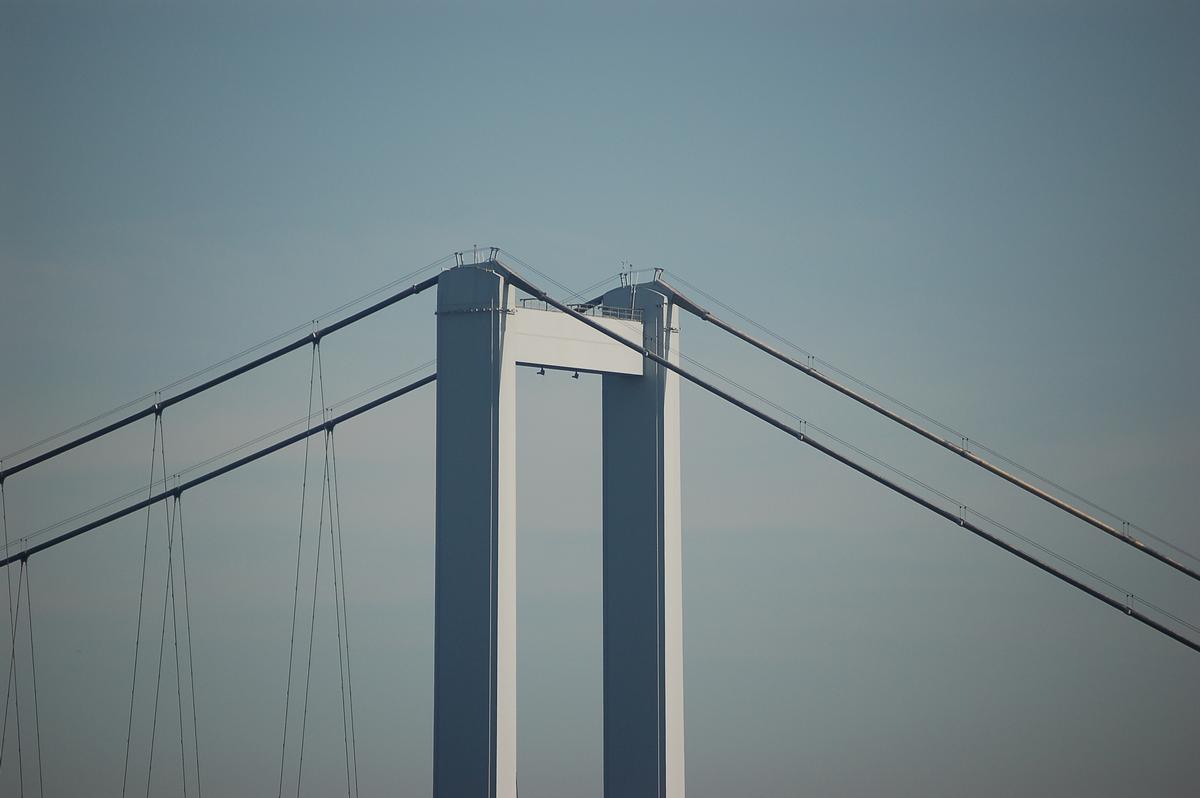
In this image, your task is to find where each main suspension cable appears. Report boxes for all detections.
[651,275,1200,584]
[659,268,1200,570]
[0,374,436,570]
[0,266,443,484]
[3,361,436,562]
[502,264,1200,655]
[169,498,188,798]
[590,303,1198,637]
[672,346,1200,638]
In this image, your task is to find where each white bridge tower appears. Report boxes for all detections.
[433,263,684,798]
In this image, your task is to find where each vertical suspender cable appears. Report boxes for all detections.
[295,432,330,798]
[2,482,26,795]
[296,338,330,797]
[660,269,1200,567]
[145,490,178,798]
[328,436,352,798]
[0,560,24,784]
[23,561,43,798]
[122,416,161,798]
[146,415,179,798]
[176,498,202,798]
[328,431,360,798]
[278,341,319,798]
[0,476,15,776]
[315,345,355,798]
[168,493,188,798]
[159,419,176,798]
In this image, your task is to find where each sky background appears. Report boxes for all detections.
[2,1,1199,796]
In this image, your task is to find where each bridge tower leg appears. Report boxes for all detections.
[433,265,681,798]
[600,286,685,798]
[434,266,518,798]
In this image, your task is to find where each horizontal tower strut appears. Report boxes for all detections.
[652,277,1200,585]
[499,264,1200,656]
[0,275,440,484]
[0,373,436,568]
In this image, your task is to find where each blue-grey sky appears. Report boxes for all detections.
[2,1,1198,796]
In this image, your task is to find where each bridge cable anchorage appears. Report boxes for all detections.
[649,274,1200,584]
[23,561,43,798]
[315,345,357,798]
[122,414,161,798]
[0,374,436,571]
[0,267,445,484]
[0,560,25,786]
[496,265,1200,655]
[278,342,319,798]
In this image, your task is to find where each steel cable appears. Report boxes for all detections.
[502,263,1200,655]
[277,343,318,798]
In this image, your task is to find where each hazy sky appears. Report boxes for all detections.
[2,2,1198,796]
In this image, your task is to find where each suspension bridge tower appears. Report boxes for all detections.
[433,262,684,798]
